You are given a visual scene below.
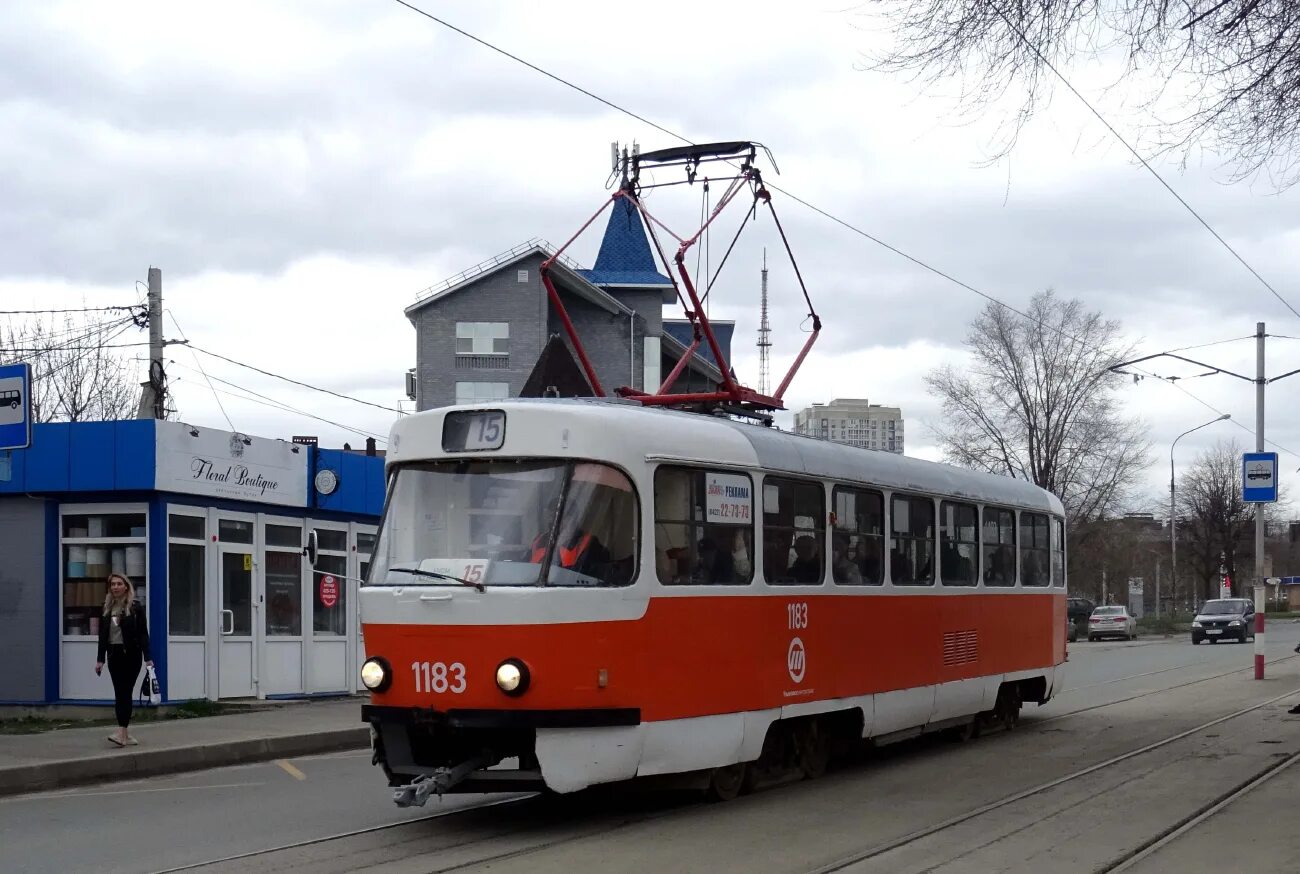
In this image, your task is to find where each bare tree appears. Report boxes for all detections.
[862,1,1300,188]
[1176,437,1261,604]
[1,314,142,423]
[927,289,1151,521]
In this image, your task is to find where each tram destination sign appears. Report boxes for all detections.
[443,409,505,452]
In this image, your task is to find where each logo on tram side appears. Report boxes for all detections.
[787,637,806,683]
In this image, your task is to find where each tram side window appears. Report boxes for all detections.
[763,477,825,585]
[983,507,1017,586]
[832,486,884,585]
[940,501,978,586]
[1019,512,1051,587]
[653,467,754,586]
[543,462,640,588]
[1051,517,1066,587]
[890,494,935,586]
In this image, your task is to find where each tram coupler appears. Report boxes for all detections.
[392,754,492,807]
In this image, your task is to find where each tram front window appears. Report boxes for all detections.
[369,459,638,588]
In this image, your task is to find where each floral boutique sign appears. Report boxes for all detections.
[154,422,308,507]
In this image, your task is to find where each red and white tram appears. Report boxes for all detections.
[350,398,1067,805]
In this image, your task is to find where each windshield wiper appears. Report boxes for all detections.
[388,566,485,593]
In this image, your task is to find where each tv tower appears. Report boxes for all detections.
[757,249,772,396]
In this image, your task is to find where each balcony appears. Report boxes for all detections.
[455,354,510,370]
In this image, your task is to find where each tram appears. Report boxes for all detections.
[346,398,1067,805]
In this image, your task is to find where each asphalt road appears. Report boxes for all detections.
[2,620,1297,874]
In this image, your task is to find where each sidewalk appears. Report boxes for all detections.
[0,696,369,797]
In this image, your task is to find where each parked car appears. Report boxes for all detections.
[1088,605,1136,641]
[1191,598,1255,644]
[1067,596,1094,639]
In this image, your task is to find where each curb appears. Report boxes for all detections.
[0,726,370,798]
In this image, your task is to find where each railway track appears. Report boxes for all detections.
[151,657,1300,873]
[810,687,1300,873]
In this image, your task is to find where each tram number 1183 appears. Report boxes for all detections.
[787,602,808,630]
[411,661,467,694]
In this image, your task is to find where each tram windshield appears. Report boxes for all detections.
[368,459,639,588]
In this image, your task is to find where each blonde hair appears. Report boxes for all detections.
[102,573,136,616]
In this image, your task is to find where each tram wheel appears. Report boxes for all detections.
[796,721,831,779]
[995,686,1022,731]
[705,763,747,802]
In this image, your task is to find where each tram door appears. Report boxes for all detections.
[218,544,256,698]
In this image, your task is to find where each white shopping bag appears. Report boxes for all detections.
[144,665,161,706]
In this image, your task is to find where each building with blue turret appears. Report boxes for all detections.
[405,197,732,410]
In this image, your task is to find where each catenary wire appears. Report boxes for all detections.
[986,0,1299,322]
[186,343,404,415]
[384,1,1178,373]
[388,0,1297,456]
[169,362,389,442]
[166,311,235,431]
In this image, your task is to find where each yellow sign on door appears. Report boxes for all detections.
[243,554,252,571]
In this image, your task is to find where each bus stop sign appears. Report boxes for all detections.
[0,362,32,451]
[1242,452,1278,503]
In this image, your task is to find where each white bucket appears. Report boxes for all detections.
[68,545,87,563]
[88,517,105,537]
[126,546,146,577]
[111,549,127,575]
[86,547,109,578]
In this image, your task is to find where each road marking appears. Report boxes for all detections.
[276,759,307,781]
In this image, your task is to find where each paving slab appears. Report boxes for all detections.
[0,696,369,796]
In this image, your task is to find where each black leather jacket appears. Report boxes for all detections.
[96,600,152,663]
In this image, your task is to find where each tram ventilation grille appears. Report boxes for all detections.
[942,630,979,666]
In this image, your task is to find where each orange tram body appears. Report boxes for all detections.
[355,399,1067,805]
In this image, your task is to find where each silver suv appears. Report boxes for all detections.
[1191,598,1255,644]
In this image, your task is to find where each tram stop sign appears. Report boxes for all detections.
[1242,452,1279,503]
[0,362,33,451]
[319,574,339,609]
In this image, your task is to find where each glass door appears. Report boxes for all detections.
[218,544,255,698]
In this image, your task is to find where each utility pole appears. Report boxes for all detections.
[137,267,166,420]
[1254,321,1266,680]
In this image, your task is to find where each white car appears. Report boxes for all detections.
[1088,605,1137,641]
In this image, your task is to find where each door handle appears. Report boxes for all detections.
[418,593,453,602]
[221,609,234,635]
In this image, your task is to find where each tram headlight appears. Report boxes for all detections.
[361,657,392,692]
[495,658,530,697]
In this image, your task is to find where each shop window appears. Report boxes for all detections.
[169,514,205,540]
[219,519,253,543]
[315,528,347,552]
[654,466,754,586]
[890,494,935,585]
[313,554,347,636]
[1020,512,1051,587]
[763,477,825,585]
[356,532,377,554]
[265,524,302,549]
[62,510,147,637]
[265,550,303,636]
[940,501,979,586]
[168,543,205,636]
[983,507,1017,587]
[831,486,884,585]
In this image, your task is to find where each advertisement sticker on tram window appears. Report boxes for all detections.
[705,472,752,524]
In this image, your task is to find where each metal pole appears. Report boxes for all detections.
[137,267,164,419]
[1170,413,1231,619]
[1170,448,1177,619]
[1255,321,1266,680]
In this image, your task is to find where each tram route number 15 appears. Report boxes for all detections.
[787,602,808,630]
[411,661,467,694]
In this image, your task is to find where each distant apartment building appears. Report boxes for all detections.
[792,399,905,453]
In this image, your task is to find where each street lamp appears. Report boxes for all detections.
[1170,413,1232,616]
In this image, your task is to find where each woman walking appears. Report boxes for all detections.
[94,573,153,747]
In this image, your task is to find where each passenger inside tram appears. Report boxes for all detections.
[788,535,822,583]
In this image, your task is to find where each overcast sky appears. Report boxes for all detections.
[4,0,1299,513]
